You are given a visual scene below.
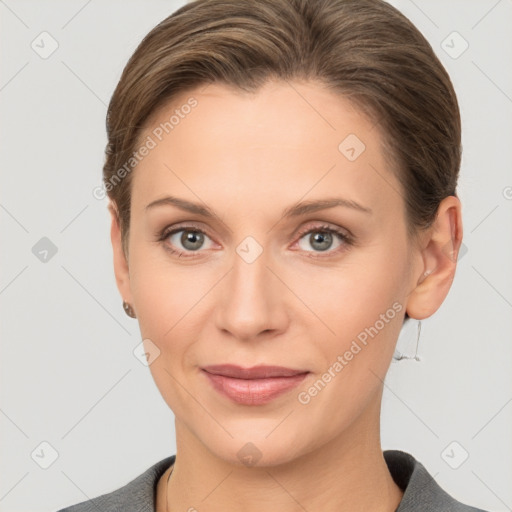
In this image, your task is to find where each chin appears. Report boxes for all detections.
[197,426,310,470]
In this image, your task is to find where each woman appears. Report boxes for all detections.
[58,0,490,510]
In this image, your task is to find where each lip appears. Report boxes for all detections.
[202,364,308,379]
[201,365,310,405]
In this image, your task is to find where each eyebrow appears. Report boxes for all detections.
[145,195,373,217]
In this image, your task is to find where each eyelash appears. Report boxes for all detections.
[156,223,354,259]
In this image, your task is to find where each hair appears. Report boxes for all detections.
[103,0,461,287]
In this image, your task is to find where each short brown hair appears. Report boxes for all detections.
[104,0,461,264]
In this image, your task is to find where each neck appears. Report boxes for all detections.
[157,391,403,512]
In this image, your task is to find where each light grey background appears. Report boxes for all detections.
[1,1,511,511]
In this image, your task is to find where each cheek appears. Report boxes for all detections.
[294,249,403,330]
[130,255,212,411]
[128,234,209,335]
[293,266,404,433]
[289,246,406,386]
[133,273,209,357]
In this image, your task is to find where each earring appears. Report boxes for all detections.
[123,301,136,318]
[393,320,421,362]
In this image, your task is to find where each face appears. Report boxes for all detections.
[113,80,426,467]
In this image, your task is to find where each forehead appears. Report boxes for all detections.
[131,80,400,218]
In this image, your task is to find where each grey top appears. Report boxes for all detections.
[56,450,489,512]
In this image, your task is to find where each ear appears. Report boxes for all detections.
[108,202,133,309]
[405,195,463,320]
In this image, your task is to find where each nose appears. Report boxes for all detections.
[214,244,289,342]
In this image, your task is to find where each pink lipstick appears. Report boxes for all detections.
[202,364,309,405]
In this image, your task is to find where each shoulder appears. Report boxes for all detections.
[55,455,175,512]
[384,449,490,512]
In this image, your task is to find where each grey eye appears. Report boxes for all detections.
[169,230,212,251]
[298,230,342,252]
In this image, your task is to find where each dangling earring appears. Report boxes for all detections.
[393,319,421,362]
[123,301,136,318]
[392,268,431,362]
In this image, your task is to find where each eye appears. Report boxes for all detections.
[157,225,215,257]
[157,222,353,259]
[295,224,352,256]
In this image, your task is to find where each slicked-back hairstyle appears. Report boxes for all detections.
[103,0,461,265]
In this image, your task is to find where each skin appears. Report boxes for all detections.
[109,80,463,512]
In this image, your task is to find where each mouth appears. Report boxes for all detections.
[201,364,310,405]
